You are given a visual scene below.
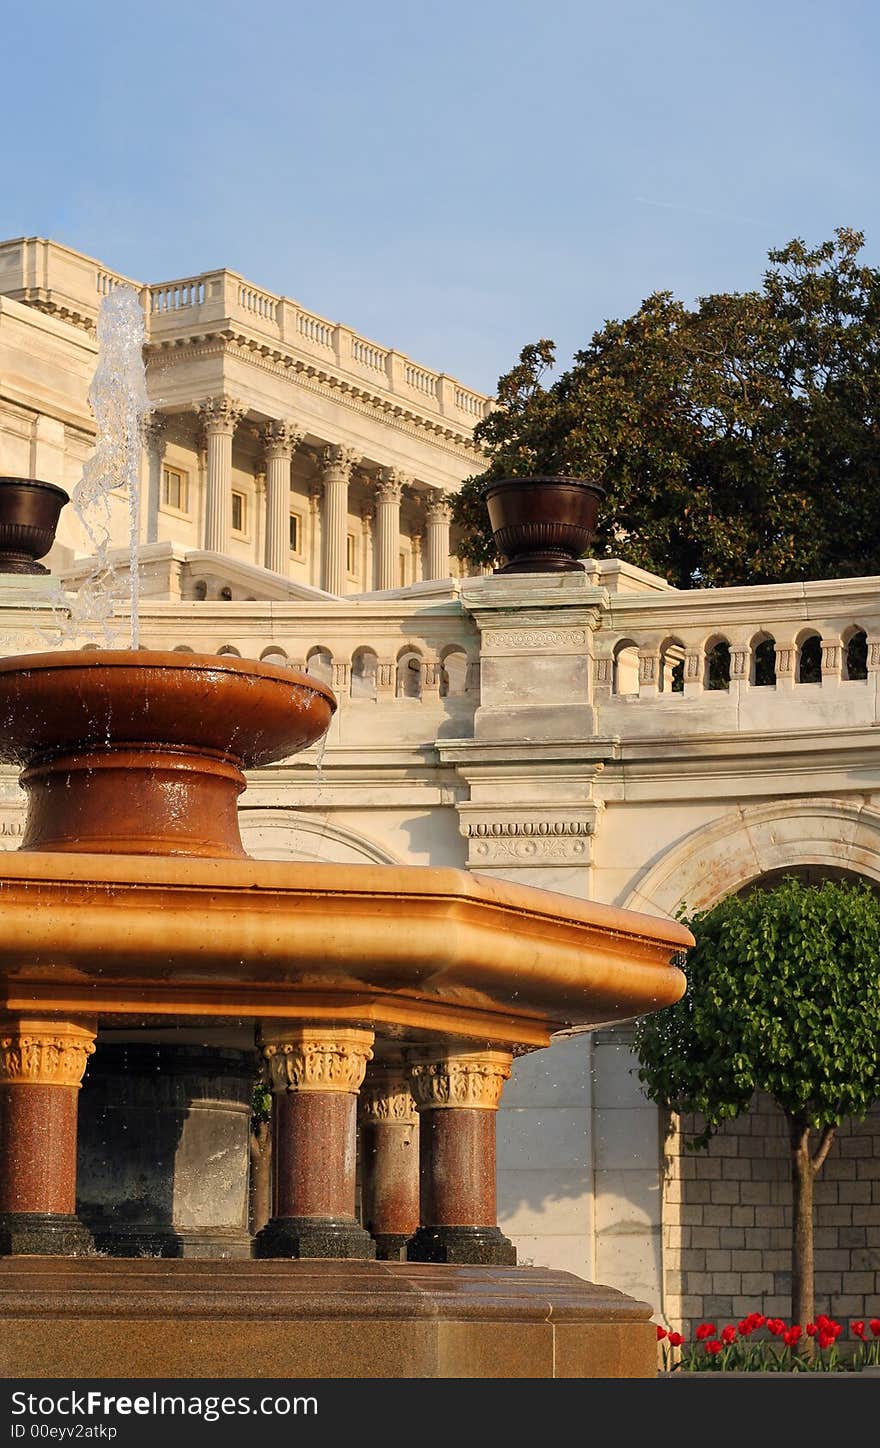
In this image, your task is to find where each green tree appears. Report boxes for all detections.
[454,229,880,588]
[633,875,880,1333]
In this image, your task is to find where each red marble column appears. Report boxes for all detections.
[358,1056,419,1260]
[0,1016,96,1255]
[253,1023,376,1259]
[406,1045,516,1265]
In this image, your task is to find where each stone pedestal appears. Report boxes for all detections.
[76,1043,257,1258]
[254,1024,376,1259]
[0,1016,95,1256]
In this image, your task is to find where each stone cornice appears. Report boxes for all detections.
[144,335,486,460]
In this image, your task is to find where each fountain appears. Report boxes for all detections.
[0,290,692,1379]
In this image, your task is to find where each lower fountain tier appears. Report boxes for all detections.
[0,1257,657,1378]
[0,854,689,1043]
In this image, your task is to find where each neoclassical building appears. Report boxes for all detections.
[1,237,878,1339]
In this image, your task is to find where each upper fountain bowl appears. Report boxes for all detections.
[0,477,70,574]
[0,650,336,858]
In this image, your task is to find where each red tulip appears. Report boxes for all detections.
[657,1325,668,1340]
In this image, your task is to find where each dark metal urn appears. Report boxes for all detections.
[482,475,605,573]
[0,477,69,574]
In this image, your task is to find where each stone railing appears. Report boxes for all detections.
[0,237,493,432]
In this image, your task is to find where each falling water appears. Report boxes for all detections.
[67,285,150,649]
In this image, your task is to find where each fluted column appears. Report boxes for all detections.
[426,493,453,580]
[374,470,406,590]
[262,420,303,576]
[197,397,244,554]
[0,1016,96,1255]
[406,1045,516,1265]
[320,445,359,595]
[359,1055,419,1260]
[253,1022,376,1258]
[142,412,166,545]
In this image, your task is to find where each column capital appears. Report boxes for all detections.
[262,419,304,459]
[0,1017,96,1088]
[360,1059,418,1125]
[375,468,406,504]
[195,396,245,436]
[408,1047,511,1111]
[142,411,168,455]
[321,444,359,481]
[426,490,453,525]
[261,1024,373,1094]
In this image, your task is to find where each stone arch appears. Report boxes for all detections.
[351,646,379,700]
[704,634,730,691]
[260,646,289,667]
[796,628,822,684]
[237,808,400,865]
[622,798,880,919]
[612,638,640,696]
[658,637,685,694]
[305,645,333,686]
[396,644,423,699]
[193,579,208,601]
[172,644,195,653]
[750,630,776,686]
[217,644,241,657]
[439,644,469,698]
[842,624,868,681]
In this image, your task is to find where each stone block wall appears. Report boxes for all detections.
[661,1093,880,1336]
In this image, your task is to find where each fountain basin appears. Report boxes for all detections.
[0,853,689,1046]
[0,651,335,857]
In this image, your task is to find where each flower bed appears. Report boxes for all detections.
[658,1314,880,1373]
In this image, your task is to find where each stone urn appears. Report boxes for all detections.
[482,475,604,573]
[0,477,69,574]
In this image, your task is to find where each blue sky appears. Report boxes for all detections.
[2,0,877,394]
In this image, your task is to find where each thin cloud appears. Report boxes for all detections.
[635,195,769,228]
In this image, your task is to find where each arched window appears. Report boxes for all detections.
[306,647,333,686]
[260,647,289,668]
[439,647,469,698]
[217,645,241,658]
[705,638,731,691]
[193,579,208,601]
[351,647,379,700]
[659,639,685,694]
[219,586,233,601]
[396,649,422,699]
[845,629,868,681]
[612,640,640,696]
[751,634,777,687]
[797,633,822,684]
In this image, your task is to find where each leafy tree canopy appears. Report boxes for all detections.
[634,875,880,1148]
[454,229,880,588]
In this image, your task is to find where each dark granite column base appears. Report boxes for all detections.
[91,1226,253,1260]
[0,1212,94,1257]
[372,1232,411,1261]
[406,1225,517,1265]
[253,1216,376,1260]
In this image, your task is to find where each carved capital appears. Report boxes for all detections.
[409,1048,511,1111]
[261,1025,373,1094]
[195,396,245,436]
[426,491,453,526]
[321,444,359,482]
[729,646,749,680]
[359,1060,418,1125]
[375,470,404,506]
[0,1018,96,1088]
[262,419,304,459]
[142,411,167,455]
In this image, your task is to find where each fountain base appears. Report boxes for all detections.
[0,1257,658,1378]
[253,1216,377,1260]
[407,1225,517,1265]
[0,1211,94,1257]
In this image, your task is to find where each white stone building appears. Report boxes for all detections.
[1,238,878,1336]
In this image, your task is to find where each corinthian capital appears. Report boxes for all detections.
[426,490,453,525]
[359,1059,418,1125]
[194,396,246,435]
[321,444,360,481]
[375,467,407,505]
[0,1017,96,1088]
[262,419,305,458]
[408,1047,511,1111]
[142,410,168,454]
[261,1025,374,1094]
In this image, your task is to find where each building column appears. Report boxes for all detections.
[359,1055,419,1260]
[262,420,303,576]
[406,1045,516,1265]
[0,1015,96,1255]
[425,493,452,580]
[253,1023,376,1259]
[142,412,166,546]
[197,396,244,554]
[320,445,359,596]
[374,470,406,590]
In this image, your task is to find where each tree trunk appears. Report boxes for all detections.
[790,1119,814,1332]
[249,1119,272,1235]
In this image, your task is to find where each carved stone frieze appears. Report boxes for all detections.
[261,1026,373,1094]
[482,628,588,654]
[0,1019,96,1087]
[729,647,749,680]
[408,1049,512,1111]
[458,810,598,866]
